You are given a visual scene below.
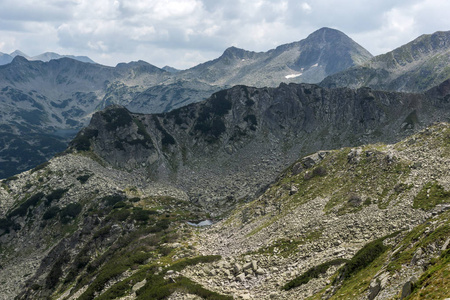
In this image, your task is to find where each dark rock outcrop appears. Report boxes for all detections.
[71,81,450,211]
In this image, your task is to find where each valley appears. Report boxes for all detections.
[0,27,449,300]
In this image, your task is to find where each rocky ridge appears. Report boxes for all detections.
[0,27,372,178]
[71,80,450,213]
[321,30,450,92]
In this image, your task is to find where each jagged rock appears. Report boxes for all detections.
[368,279,381,300]
[236,273,246,282]
[401,277,417,299]
[290,185,298,195]
[411,248,423,265]
[251,260,258,271]
[256,268,265,275]
[442,237,450,251]
[234,263,242,274]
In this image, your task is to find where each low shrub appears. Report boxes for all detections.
[76,174,91,184]
[102,194,126,207]
[283,259,347,290]
[46,188,68,205]
[337,238,387,282]
[60,203,82,224]
[42,206,60,220]
[8,192,44,218]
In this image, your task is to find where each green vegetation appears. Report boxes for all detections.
[386,214,449,274]
[46,188,68,205]
[135,255,228,300]
[31,161,50,173]
[101,194,127,207]
[336,237,388,282]
[408,249,450,299]
[8,192,44,218]
[413,181,450,210]
[136,275,232,300]
[46,250,70,288]
[42,206,60,220]
[283,259,347,290]
[60,203,82,224]
[76,174,91,184]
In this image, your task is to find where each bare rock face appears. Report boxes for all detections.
[71,81,450,212]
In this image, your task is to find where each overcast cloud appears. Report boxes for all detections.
[0,0,448,69]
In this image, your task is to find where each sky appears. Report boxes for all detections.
[0,0,449,70]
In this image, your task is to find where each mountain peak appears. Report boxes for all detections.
[221,46,252,59]
[10,50,29,58]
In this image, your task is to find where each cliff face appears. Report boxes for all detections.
[71,81,450,211]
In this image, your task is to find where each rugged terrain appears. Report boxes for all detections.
[70,80,450,211]
[321,30,450,93]
[0,122,448,300]
[0,27,371,178]
[177,27,372,87]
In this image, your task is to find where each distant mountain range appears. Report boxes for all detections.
[1,27,450,300]
[1,27,450,178]
[0,50,96,65]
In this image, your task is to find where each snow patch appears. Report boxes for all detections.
[285,73,302,79]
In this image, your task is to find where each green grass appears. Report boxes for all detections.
[336,237,388,282]
[283,259,347,290]
[413,181,450,210]
[407,249,450,300]
[386,213,449,274]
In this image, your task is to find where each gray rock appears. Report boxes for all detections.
[243,262,252,270]
[234,263,242,274]
[256,268,265,275]
[401,277,417,299]
[236,273,246,282]
[368,279,381,300]
[251,260,258,271]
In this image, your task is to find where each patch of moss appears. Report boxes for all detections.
[413,181,450,210]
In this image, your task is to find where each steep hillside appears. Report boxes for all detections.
[70,81,450,212]
[321,30,450,92]
[190,122,450,299]
[0,123,448,300]
[179,27,372,87]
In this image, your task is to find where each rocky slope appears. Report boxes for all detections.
[70,80,450,212]
[178,27,372,87]
[0,122,448,300]
[320,30,450,92]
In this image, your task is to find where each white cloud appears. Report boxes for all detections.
[0,0,449,68]
[301,2,312,13]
